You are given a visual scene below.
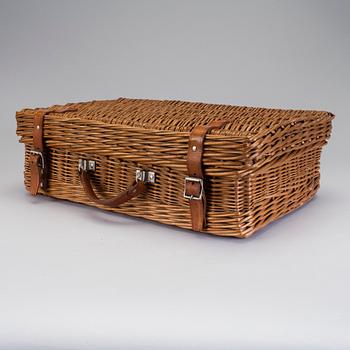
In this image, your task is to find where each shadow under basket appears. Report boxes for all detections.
[16,97,334,237]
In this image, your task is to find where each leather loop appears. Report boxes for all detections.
[185,120,228,231]
[79,170,146,207]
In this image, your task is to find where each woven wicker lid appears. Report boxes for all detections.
[20,97,334,138]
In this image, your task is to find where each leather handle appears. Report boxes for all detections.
[79,170,146,208]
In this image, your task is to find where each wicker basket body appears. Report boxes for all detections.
[16,98,334,237]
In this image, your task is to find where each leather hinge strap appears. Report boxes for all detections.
[29,106,77,196]
[184,120,227,232]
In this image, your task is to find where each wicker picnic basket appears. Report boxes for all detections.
[16,98,334,237]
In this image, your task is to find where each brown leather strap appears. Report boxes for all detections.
[185,120,227,231]
[29,111,46,195]
[29,106,77,196]
[29,155,42,195]
[79,170,146,207]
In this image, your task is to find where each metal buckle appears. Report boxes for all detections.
[78,159,96,172]
[30,150,45,170]
[183,176,203,200]
[135,169,156,183]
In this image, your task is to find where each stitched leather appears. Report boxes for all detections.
[185,120,227,231]
[79,170,146,207]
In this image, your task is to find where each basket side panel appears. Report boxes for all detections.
[239,146,322,237]
[23,144,246,237]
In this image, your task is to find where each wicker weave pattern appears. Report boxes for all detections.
[16,98,334,237]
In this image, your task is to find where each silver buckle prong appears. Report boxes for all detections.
[184,176,203,200]
[30,150,45,170]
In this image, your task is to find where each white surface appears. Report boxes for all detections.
[0,1,349,349]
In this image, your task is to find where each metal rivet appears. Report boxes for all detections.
[192,145,197,152]
[36,125,40,130]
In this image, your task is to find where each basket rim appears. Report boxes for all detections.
[16,97,335,140]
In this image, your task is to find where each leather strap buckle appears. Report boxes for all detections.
[29,107,79,196]
[185,120,227,231]
[184,177,203,200]
[30,150,45,170]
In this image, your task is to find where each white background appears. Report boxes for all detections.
[0,1,349,349]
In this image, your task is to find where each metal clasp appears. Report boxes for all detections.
[135,169,156,183]
[78,159,96,172]
[183,176,203,200]
[30,150,45,170]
